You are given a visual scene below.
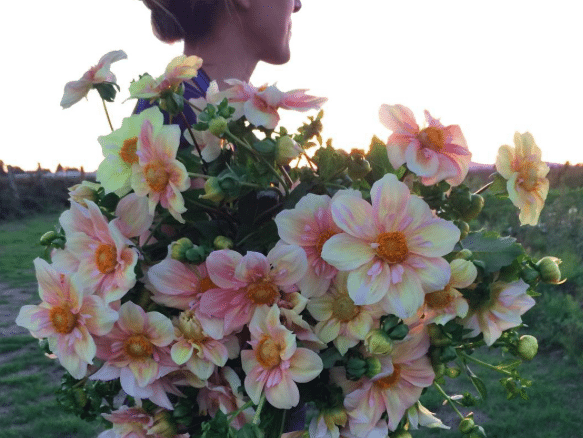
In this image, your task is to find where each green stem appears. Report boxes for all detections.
[456,340,486,350]
[101,99,114,132]
[180,112,208,174]
[474,181,493,195]
[433,382,464,419]
[188,172,211,179]
[142,212,169,248]
[224,129,290,196]
[252,393,266,425]
[458,352,513,376]
[185,99,204,113]
[227,400,254,424]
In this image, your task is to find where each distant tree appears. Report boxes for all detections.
[0,160,5,175]
[56,164,64,173]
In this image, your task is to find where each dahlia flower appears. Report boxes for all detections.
[97,106,164,197]
[307,272,384,355]
[90,301,177,403]
[241,305,323,409]
[462,279,535,346]
[200,244,308,335]
[222,79,327,129]
[379,104,471,186]
[52,200,139,303]
[16,258,117,379]
[60,50,127,109]
[332,325,434,434]
[131,118,190,223]
[421,259,475,325]
[274,193,343,297]
[183,126,224,163]
[129,55,203,101]
[321,173,460,318]
[495,132,550,225]
[406,401,449,430]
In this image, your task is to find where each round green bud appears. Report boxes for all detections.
[365,357,383,378]
[536,256,564,284]
[171,237,194,261]
[387,323,409,341]
[458,416,475,434]
[213,235,234,250]
[454,249,473,260]
[364,329,394,355]
[200,177,225,203]
[427,324,452,347]
[40,231,58,246]
[517,335,538,361]
[445,366,462,378]
[185,246,206,264]
[149,410,177,438]
[455,220,470,240]
[208,116,228,137]
[433,363,446,379]
[275,135,303,165]
[461,194,485,221]
[347,150,372,180]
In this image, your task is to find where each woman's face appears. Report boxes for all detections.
[247,0,302,65]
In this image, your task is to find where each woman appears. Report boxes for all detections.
[136,0,302,137]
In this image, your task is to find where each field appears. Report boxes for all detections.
[1,186,582,438]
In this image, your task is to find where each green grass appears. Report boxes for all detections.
[0,212,61,287]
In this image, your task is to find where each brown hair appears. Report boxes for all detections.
[142,0,234,44]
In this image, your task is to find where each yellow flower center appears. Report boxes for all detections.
[374,364,401,389]
[316,229,337,257]
[124,334,153,360]
[246,280,279,305]
[178,310,206,341]
[144,161,170,193]
[120,137,139,165]
[417,127,445,152]
[331,294,359,322]
[518,163,540,192]
[256,336,282,368]
[198,276,217,294]
[95,244,117,274]
[375,232,408,264]
[49,305,78,334]
[425,287,454,310]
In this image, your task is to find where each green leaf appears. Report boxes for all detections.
[489,172,509,197]
[366,136,396,181]
[466,366,488,400]
[236,424,264,438]
[495,360,522,372]
[461,231,525,273]
[313,144,348,181]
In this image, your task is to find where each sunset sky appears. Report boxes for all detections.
[4,0,582,171]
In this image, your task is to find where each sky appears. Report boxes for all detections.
[3,0,583,171]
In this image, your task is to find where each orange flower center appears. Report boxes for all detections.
[95,244,117,274]
[331,295,359,322]
[374,364,402,389]
[417,127,445,152]
[198,276,217,294]
[246,280,279,305]
[375,232,408,264]
[518,163,541,192]
[144,161,170,193]
[256,336,282,368]
[316,229,337,257]
[49,305,78,334]
[120,137,139,165]
[124,334,153,360]
[425,287,454,310]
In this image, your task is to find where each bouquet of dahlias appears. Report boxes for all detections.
[17,51,562,438]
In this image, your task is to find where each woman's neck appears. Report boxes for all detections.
[183,20,259,91]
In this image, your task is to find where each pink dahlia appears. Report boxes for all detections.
[321,173,460,318]
[241,305,323,409]
[462,279,535,346]
[91,301,177,404]
[379,104,471,186]
[16,258,117,378]
[200,244,308,335]
[274,193,343,297]
[52,200,139,303]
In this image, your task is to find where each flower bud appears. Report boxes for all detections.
[517,335,538,361]
[536,256,564,284]
[200,177,225,203]
[364,329,394,355]
[68,181,101,207]
[468,425,487,438]
[454,249,473,260]
[387,323,409,341]
[428,324,452,347]
[364,357,382,378]
[461,194,484,221]
[345,356,367,381]
[433,363,446,379]
[148,410,177,438]
[213,235,234,250]
[217,173,242,200]
[455,220,470,240]
[185,245,206,263]
[322,408,347,429]
[275,135,303,165]
[40,231,58,246]
[208,116,228,137]
[445,366,462,378]
[458,415,475,433]
[520,265,540,283]
[171,237,194,261]
[253,139,277,156]
[381,315,401,332]
[347,150,372,180]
